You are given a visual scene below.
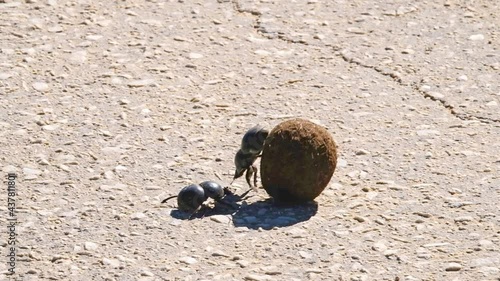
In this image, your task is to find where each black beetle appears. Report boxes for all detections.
[231,125,269,189]
[162,181,235,218]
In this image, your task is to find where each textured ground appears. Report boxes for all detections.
[0,0,499,280]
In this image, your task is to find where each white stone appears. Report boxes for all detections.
[102,258,120,268]
[23,167,42,176]
[254,49,271,56]
[445,262,462,271]
[298,251,312,259]
[131,212,147,220]
[33,82,49,92]
[42,124,59,131]
[416,129,440,136]
[0,73,12,80]
[188,53,203,59]
[179,256,197,264]
[469,34,485,41]
[127,79,155,87]
[70,50,87,64]
[486,101,497,107]
[210,215,231,224]
[84,242,98,251]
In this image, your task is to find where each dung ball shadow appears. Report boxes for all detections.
[231,198,318,230]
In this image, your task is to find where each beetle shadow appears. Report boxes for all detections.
[169,203,237,220]
[168,189,248,220]
[168,190,318,229]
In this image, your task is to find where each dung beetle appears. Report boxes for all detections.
[199,181,225,200]
[162,184,206,213]
[162,181,235,218]
[231,125,269,189]
[240,124,269,155]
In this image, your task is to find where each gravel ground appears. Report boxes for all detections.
[0,0,499,280]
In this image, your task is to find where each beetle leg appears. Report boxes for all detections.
[245,167,254,189]
[252,164,258,189]
[188,210,198,220]
[188,205,206,220]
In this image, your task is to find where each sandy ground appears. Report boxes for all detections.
[0,0,499,280]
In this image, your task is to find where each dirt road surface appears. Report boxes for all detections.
[1,0,498,280]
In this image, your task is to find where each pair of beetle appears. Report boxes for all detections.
[162,125,269,216]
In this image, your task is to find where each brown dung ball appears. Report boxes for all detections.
[260,118,337,203]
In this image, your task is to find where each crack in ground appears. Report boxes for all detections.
[337,49,499,124]
[412,83,498,124]
[335,48,404,84]
[231,0,309,44]
[337,49,500,124]
[340,50,500,124]
[229,0,499,124]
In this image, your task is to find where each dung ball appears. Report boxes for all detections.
[260,118,337,203]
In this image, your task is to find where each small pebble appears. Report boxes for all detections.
[427,92,444,99]
[179,256,197,265]
[188,52,203,59]
[205,79,223,85]
[48,25,63,33]
[298,251,312,259]
[254,50,271,56]
[86,34,103,41]
[401,49,415,54]
[33,82,49,92]
[372,242,387,252]
[70,50,87,64]
[355,149,369,155]
[102,258,120,268]
[416,129,440,137]
[423,242,451,248]
[42,124,59,131]
[353,216,366,222]
[486,101,497,107]
[131,212,147,220]
[305,268,323,274]
[347,27,366,34]
[84,242,98,251]
[58,164,70,172]
[141,270,154,277]
[286,227,307,238]
[384,250,398,258]
[23,167,42,179]
[261,265,281,275]
[337,158,348,167]
[478,240,494,248]
[127,79,155,87]
[454,216,473,223]
[0,72,12,80]
[212,250,230,257]
[445,262,462,271]
[210,215,231,224]
[236,259,250,268]
[469,34,484,41]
